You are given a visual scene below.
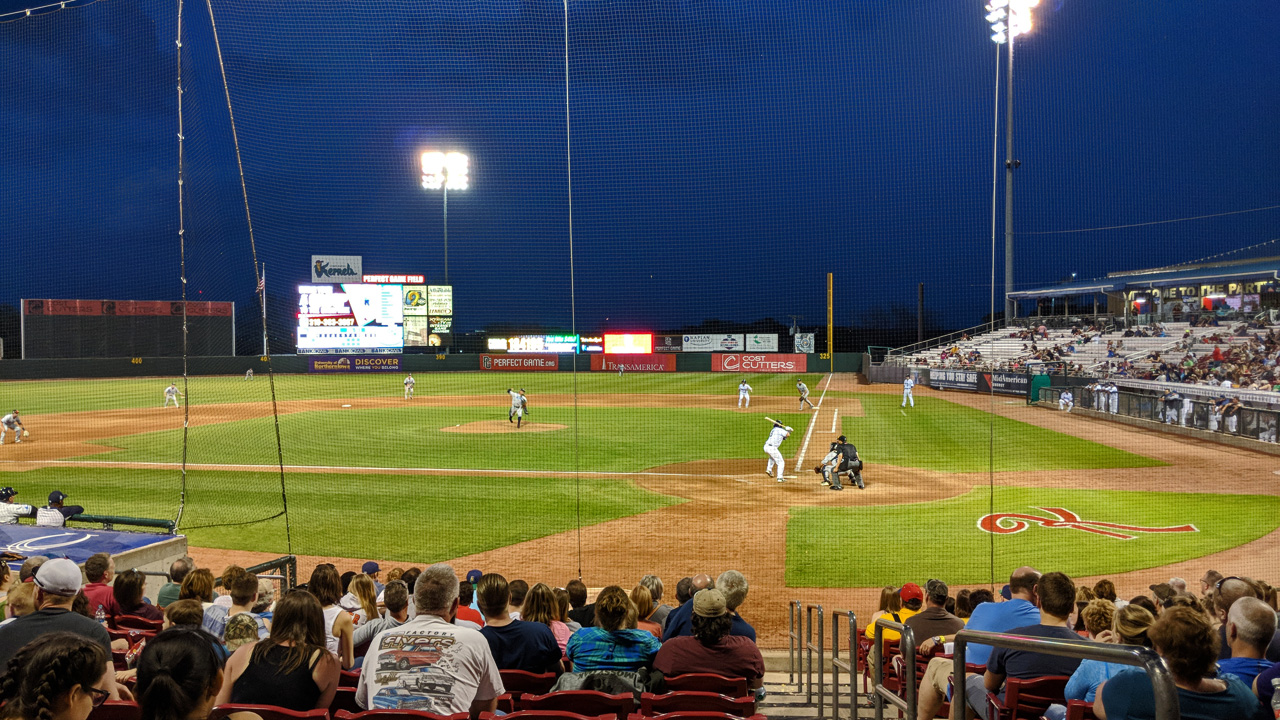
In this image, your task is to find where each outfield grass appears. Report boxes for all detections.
[5,467,681,560]
[0,372,832,414]
[843,395,1162,471]
[787,486,1280,586]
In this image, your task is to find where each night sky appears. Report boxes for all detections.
[1,0,1277,342]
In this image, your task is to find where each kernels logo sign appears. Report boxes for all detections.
[311,255,363,283]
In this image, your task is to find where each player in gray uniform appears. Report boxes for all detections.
[815,435,864,491]
[507,388,528,428]
[797,380,817,410]
[1159,389,1181,424]
[0,487,33,524]
[163,382,183,408]
[0,411,24,444]
[1058,389,1074,412]
[404,374,415,399]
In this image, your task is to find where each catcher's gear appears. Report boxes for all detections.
[813,465,825,474]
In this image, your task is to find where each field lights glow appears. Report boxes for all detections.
[986,0,1038,44]
[421,151,470,190]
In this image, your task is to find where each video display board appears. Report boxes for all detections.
[604,333,653,354]
[296,284,403,354]
[487,335,579,353]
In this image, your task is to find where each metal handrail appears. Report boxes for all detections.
[804,604,825,712]
[788,600,802,688]
[872,617,916,720]
[887,319,1006,359]
[951,629,1179,720]
[829,610,858,719]
[214,555,297,589]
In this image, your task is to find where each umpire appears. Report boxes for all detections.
[817,435,864,491]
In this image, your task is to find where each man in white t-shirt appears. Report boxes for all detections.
[0,488,34,525]
[357,563,503,716]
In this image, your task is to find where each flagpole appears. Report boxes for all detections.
[260,263,267,357]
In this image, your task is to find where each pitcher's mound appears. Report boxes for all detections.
[440,420,567,434]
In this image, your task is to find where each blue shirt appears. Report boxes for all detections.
[661,601,757,642]
[1100,668,1267,720]
[1065,659,1128,702]
[1217,657,1273,691]
[566,627,661,672]
[962,599,1040,666]
[480,620,562,673]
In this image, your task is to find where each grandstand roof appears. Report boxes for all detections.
[1008,256,1280,299]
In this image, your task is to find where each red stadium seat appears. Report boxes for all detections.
[330,687,362,715]
[340,670,362,687]
[986,676,1070,720]
[639,693,755,717]
[500,670,559,696]
[518,691,634,720]
[113,614,164,632]
[89,701,142,720]
[482,713,614,720]
[108,628,157,644]
[662,675,748,698]
[645,714,767,720]
[1062,700,1098,720]
[208,705,331,720]
[335,712,466,720]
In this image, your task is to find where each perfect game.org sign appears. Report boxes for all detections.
[309,355,402,373]
[479,354,559,371]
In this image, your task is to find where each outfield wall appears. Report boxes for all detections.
[0,352,860,380]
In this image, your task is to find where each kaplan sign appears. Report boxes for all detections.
[311,255,363,283]
[711,353,807,373]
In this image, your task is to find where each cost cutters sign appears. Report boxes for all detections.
[712,353,807,373]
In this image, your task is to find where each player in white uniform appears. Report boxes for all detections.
[163,383,183,408]
[244,368,254,380]
[763,420,793,481]
[738,380,753,408]
[1058,390,1074,412]
[0,487,33,524]
[0,411,23,444]
[507,388,527,428]
[902,376,915,408]
[1107,383,1119,414]
[796,381,817,410]
[404,374,415,399]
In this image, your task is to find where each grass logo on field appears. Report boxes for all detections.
[978,506,1197,540]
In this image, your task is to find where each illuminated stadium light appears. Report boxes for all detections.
[986,0,1037,44]
[419,150,471,285]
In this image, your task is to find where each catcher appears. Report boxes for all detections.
[0,411,25,444]
[814,434,863,491]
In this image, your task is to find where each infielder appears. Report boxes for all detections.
[404,374,415,399]
[902,376,915,408]
[507,388,528,428]
[0,412,23,444]
[244,368,254,381]
[797,380,817,410]
[763,419,793,482]
[815,435,864,490]
[1058,389,1074,413]
[738,380,753,409]
[163,383,183,408]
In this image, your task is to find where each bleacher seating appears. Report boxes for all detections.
[638,692,756,717]
[517,691,634,720]
[985,675,1070,720]
[89,701,142,720]
[208,706,332,720]
[662,674,748,698]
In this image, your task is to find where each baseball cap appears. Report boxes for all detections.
[0,487,16,501]
[1149,583,1176,604]
[48,490,67,504]
[925,578,949,599]
[899,583,924,603]
[1000,584,1013,600]
[692,588,729,618]
[465,569,483,584]
[361,561,380,574]
[34,558,82,597]
[836,435,847,443]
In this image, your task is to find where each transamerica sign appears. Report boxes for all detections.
[711,353,807,372]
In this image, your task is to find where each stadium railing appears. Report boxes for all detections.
[788,601,802,689]
[66,514,176,533]
[804,604,825,714]
[214,555,298,590]
[885,320,1007,365]
[870,617,916,720]
[950,629,1179,720]
[1038,386,1279,443]
[828,609,859,720]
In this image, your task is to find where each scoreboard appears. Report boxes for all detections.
[296,284,404,354]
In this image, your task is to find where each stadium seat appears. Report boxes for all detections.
[500,670,559,696]
[108,628,157,644]
[482,713,614,720]
[644,714,767,720]
[113,614,164,632]
[638,692,755,717]
[662,675,748,698]
[986,676,1070,720]
[518,691,634,720]
[208,705,331,720]
[89,700,142,720]
[329,687,362,715]
[1061,700,1098,720]
[340,669,362,687]
[335,712,467,720]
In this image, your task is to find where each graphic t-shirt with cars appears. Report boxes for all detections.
[356,614,503,713]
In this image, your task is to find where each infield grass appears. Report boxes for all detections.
[787,486,1280,586]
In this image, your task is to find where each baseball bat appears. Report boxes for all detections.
[764,416,778,425]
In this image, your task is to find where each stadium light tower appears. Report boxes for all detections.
[420,151,470,284]
[985,0,1038,320]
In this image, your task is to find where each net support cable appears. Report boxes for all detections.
[174,0,191,530]
[987,41,1001,590]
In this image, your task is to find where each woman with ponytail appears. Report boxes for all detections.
[0,633,111,720]
[134,627,224,720]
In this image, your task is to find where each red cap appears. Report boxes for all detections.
[900,583,924,603]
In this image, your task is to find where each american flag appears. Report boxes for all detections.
[256,276,265,293]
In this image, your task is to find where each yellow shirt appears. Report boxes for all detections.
[864,607,922,642]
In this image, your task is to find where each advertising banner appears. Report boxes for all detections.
[311,255,362,283]
[479,354,560,371]
[23,299,233,317]
[795,333,815,354]
[308,355,403,373]
[929,369,979,391]
[982,372,1030,396]
[427,286,453,315]
[603,333,652,354]
[711,353,807,372]
[403,286,429,316]
[654,335,683,353]
[683,334,744,352]
[591,354,676,372]
[746,334,778,352]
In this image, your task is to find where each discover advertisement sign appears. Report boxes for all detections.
[711,353,807,373]
[309,355,402,373]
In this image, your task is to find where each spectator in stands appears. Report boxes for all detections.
[1097,606,1260,720]
[969,588,995,611]
[865,583,923,642]
[1214,577,1280,662]
[456,580,485,627]
[0,487,33,525]
[654,588,764,690]
[163,599,204,630]
[35,490,83,528]
[2,583,36,625]
[1073,586,1098,632]
[631,585,663,638]
[0,632,112,720]
[916,568,1042,720]
[663,570,756,642]
[477,573,561,674]
[223,613,261,655]
[339,571,355,597]
[81,553,118,620]
[554,588,581,633]
[252,579,276,621]
[674,576,694,606]
[112,569,164,623]
[523,583,572,654]
[307,564,354,669]
[1093,579,1118,603]
[1045,602,1155,719]
[905,579,965,647]
[1201,570,1224,596]
[955,589,973,620]
[566,578,594,627]
[0,564,11,618]
[212,566,245,609]
[401,567,422,617]
[352,579,409,662]
[134,627,224,720]
[361,561,384,594]
[178,569,215,609]
[507,579,529,620]
[1129,595,1159,616]
[1217,597,1276,689]
[18,557,46,584]
[216,589,339,711]
[464,569,482,612]
[345,574,378,626]
[640,575,671,628]
[869,585,902,628]
[566,585,660,672]
[966,572,1083,720]
[201,571,267,641]
[357,563,503,717]
[157,558,193,609]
